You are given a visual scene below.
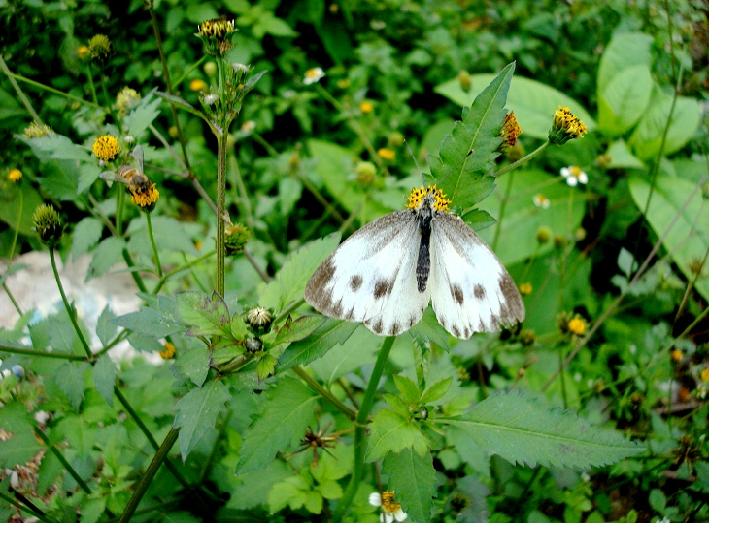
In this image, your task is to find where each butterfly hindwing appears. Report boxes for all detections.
[429,213,524,339]
[305,211,430,337]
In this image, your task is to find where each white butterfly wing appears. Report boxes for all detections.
[429,213,524,339]
[305,211,430,337]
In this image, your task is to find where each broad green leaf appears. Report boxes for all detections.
[605,139,645,170]
[393,375,421,404]
[123,92,161,137]
[628,89,702,159]
[268,475,321,514]
[427,63,514,210]
[70,218,103,259]
[628,176,708,299]
[227,460,290,511]
[435,72,594,140]
[92,354,117,406]
[277,319,358,373]
[422,377,452,404]
[86,237,125,281]
[365,409,429,461]
[273,316,326,346]
[310,325,381,384]
[597,31,654,93]
[115,307,183,338]
[383,448,436,522]
[128,216,198,256]
[237,377,319,473]
[174,342,210,387]
[19,134,89,161]
[598,65,653,136]
[177,292,229,337]
[53,362,88,411]
[0,184,43,237]
[258,232,340,311]
[0,403,40,468]
[443,390,644,470]
[173,382,231,461]
[95,305,118,346]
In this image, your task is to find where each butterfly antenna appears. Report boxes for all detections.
[402,136,425,183]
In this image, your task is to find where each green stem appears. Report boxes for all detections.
[119,427,179,522]
[494,140,550,178]
[0,490,51,522]
[0,343,87,362]
[121,248,149,294]
[3,282,23,317]
[9,187,22,260]
[0,54,43,123]
[116,182,125,236]
[84,65,99,105]
[215,132,228,297]
[145,212,163,278]
[491,170,515,251]
[172,55,206,89]
[337,336,395,519]
[33,426,91,494]
[49,247,92,358]
[292,366,357,420]
[152,250,215,294]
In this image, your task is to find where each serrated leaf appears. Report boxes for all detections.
[95,305,118,346]
[443,390,644,470]
[86,237,125,281]
[277,319,358,373]
[383,448,436,522]
[365,409,429,462]
[309,325,382,384]
[123,92,161,137]
[422,377,452,404]
[393,375,421,404]
[19,134,89,161]
[174,343,210,387]
[53,363,88,411]
[70,217,103,259]
[115,307,183,338]
[258,232,340,311]
[173,382,231,461]
[273,316,326,346]
[426,63,514,210]
[177,292,230,337]
[237,377,319,473]
[0,403,40,468]
[92,354,117,406]
[255,353,277,380]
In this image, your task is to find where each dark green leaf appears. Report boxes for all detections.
[273,316,326,346]
[365,409,429,461]
[174,343,210,387]
[92,354,117,406]
[277,319,358,373]
[70,218,103,259]
[0,403,40,468]
[177,292,230,337]
[383,448,436,522]
[53,362,88,411]
[173,382,231,461]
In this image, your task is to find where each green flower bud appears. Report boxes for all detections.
[224,223,252,256]
[33,204,63,245]
[355,161,377,184]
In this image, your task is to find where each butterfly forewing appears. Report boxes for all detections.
[429,214,524,339]
[304,211,430,337]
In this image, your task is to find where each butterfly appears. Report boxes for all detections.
[304,185,524,339]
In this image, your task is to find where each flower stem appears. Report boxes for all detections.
[292,365,357,420]
[49,247,92,358]
[152,250,215,294]
[116,183,125,236]
[145,212,163,278]
[33,425,91,494]
[337,336,395,519]
[0,491,51,522]
[215,132,228,297]
[119,427,179,522]
[84,65,99,105]
[493,140,550,178]
[0,343,87,362]
[3,282,23,317]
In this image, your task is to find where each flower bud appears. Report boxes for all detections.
[23,121,54,138]
[246,306,273,335]
[549,106,588,145]
[457,70,471,92]
[355,161,377,184]
[224,223,252,256]
[33,203,63,245]
[88,34,112,61]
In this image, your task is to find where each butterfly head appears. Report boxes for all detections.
[406,185,451,217]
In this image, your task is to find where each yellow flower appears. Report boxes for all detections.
[129,181,160,210]
[670,348,684,363]
[518,282,532,295]
[549,106,588,144]
[24,121,53,138]
[700,367,709,383]
[7,169,22,182]
[88,34,112,61]
[189,79,207,92]
[567,315,588,336]
[369,491,408,523]
[377,147,396,161]
[159,342,176,360]
[406,185,451,213]
[77,45,89,59]
[500,111,522,148]
[359,100,374,114]
[198,17,235,38]
[92,135,121,161]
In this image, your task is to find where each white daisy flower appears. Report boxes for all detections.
[203,93,219,106]
[369,491,408,523]
[303,67,325,85]
[560,165,588,187]
[532,193,551,208]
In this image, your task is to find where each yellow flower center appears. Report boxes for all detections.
[189,79,207,92]
[305,68,321,80]
[519,282,533,295]
[567,316,587,336]
[569,166,583,178]
[92,135,121,161]
[130,183,160,208]
[377,148,396,161]
[359,101,374,114]
[199,18,235,38]
[8,168,22,182]
[406,184,451,213]
[159,343,176,360]
[380,491,402,514]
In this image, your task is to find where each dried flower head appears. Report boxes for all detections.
[92,135,121,162]
[32,203,63,244]
[23,121,54,138]
[500,111,522,148]
[549,106,588,144]
[88,34,112,61]
[115,87,141,115]
[247,306,273,335]
[224,223,251,256]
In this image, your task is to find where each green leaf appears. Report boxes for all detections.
[0,184,43,237]
[228,460,290,511]
[443,390,644,470]
[605,139,645,170]
[628,176,708,299]
[427,62,514,210]
[597,31,654,94]
[53,362,88,411]
[435,72,594,140]
[92,354,117,406]
[123,92,161,137]
[258,232,340,311]
[254,353,277,380]
[86,237,125,281]
[273,316,326,346]
[422,377,452,404]
[393,375,421,404]
[19,134,89,161]
[0,403,40,468]
[70,218,104,259]
[173,382,231,461]
[237,377,319,473]
[365,409,429,462]
[628,89,702,159]
[383,448,436,522]
[95,305,119,346]
[115,307,183,338]
[174,342,210,387]
[309,325,381,384]
[277,319,358,373]
[597,65,653,136]
[177,292,229,337]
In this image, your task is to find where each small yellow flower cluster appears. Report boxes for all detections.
[23,121,53,138]
[406,184,451,213]
[198,17,235,38]
[501,111,522,148]
[129,182,160,209]
[359,100,374,114]
[567,315,588,336]
[377,147,395,161]
[92,135,121,161]
[189,78,207,92]
[518,282,533,295]
[549,106,588,144]
[670,348,684,363]
[88,34,111,61]
[7,168,22,182]
[159,342,176,360]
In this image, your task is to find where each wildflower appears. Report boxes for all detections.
[567,315,588,336]
[369,491,408,523]
[128,179,160,211]
[519,282,533,296]
[549,106,588,144]
[406,185,451,213]
[115,87,141,114]
[189,79,207,92]
[560,165,588,187]
[197,17,236,55]
[34,410,50,427]
[520,329,536,346]
[303,67,325,85]
[532,193,551,209]
[241,120,256,136]
[355,161,377,184]
[203,93,219,106]
[159,342,176,360]
[536,226,552,244]
[77,45,89,59]
[700,367,709,383]
[504,141,524,162]
[457,70,472,92]
[359,100,374,114]
[23,121,53,138]
[500,112,522,149]
[7,168,22,182]
[224,223,251,256]
[92,135,121,162]
[88,34,112,61]
[377,147,396,161]
[246,306,273,334]
[32,203,63,245]
[670,348,684,363]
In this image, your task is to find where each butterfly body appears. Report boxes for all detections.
[305,186,524,340]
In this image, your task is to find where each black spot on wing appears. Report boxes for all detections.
[474,284,486,299]
[350,275,362,291]
[304,257,336,312]
[451,283,464,304]
[373,319,383,334]
[498,273,525,325]
[373,279,393,299]
[389,323,400,336]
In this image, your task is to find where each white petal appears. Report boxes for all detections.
[379,513,385,523]
[578,172,588,184]
[384,512,394,523]
[567,177,577,186]
[560,167,570,177]
[394,509,408,522]
[368,492,382,507]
